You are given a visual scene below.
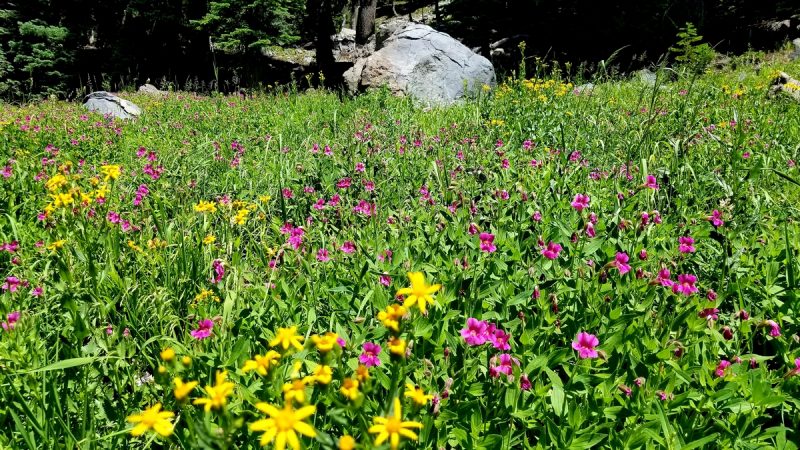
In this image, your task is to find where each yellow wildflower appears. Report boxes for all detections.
[182,356,192,366]
[174,377,199,401]
[283,379,309,404]
[259,194,272,203]
[45,174,67,192]
[340,378,360,401]
[242,351,281,376]
[388,337,406,356]
[270,326,304,351]
[100,164,121,181]
[355,365,370,382]
[203,234,216,245]
[377,304,406,332]
[311,332,340,352]
[126,403,174,437]
[310,365,332,385]
[339,435,356,450]
[368,397,423,450]
[193,371,235,412]
[250,402,316,450]
[395,272,441,314]
[404,384,433,406]
[47,240,66,251]
[160,347,175,361]
[194,200,217,213]
[232,208,250,225]
[51,191,74,208]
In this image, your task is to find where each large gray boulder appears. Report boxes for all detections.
[343,23,495,105]
[83,91,141,119]
[138,83,163,95]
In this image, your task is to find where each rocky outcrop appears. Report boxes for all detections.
[769,72,800,102]
[343,23,496,105]
[83,91,142,120]
[138,83,164,95]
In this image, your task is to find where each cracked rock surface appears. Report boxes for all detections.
[344,23,495,105]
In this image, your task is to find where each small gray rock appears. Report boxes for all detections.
[83,91,141,120]
[791,38,800,61]
[138,83,162,95]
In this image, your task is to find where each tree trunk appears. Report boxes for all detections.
[355,0,377,45]
[306,0,337,85]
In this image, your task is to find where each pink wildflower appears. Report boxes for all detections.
[479,233,496,253]
[709,210,724,228]
[672,274,698,296]
[340,241,356,254]
[644,174,659,190]
[715,360,731,377]
[359,342,381,367]
[316,248,330,262]
[678,236,695,253]
[541,242,562,260]
[766,320,781,337]
[571,194,590,211]
[612,252,631,275]
[489,353,520,379]
[572,332,600,359]
[211,259,225,284]
[1,311,20,331]
[191,319,214,340]
[461,318,489,346]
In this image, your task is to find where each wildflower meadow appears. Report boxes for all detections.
[2,54,800,449]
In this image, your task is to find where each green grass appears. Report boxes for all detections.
[1,50,800,449]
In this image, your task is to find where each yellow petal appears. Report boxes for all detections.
[295,405,316,420]
[130,423,149,436]
[294,421,316,438]
[374,431,389,446]
[391,432,400,450]
[399,428,419,440]
[286,429,300,450]
[275,431,287,450]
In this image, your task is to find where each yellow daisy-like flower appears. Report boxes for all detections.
[45,173,67,192]
[174,377,199,401]
[283,379,309,403]
[51,191,74,208]
[377,304,407,332]
[311,332,340,352]
[249,402,316,450]
[388,337,406,356]
[270,326,304,351]
[231,208,250,225]
[395,272,441,314]
[126,403,174,437]
[340,378,360,401]
[339,435,356,450]
[47,240,66,251]
[309,365,333,385]
[160,347,175,361]
[193,371,235,412]
[193,200,217,213]
[182,356,192,366]
[242,351,282,376]
[259,194,272,203]
[368,398,423,450]
[404,384,433,406]
[203,234,216,244]
[355,365,370,382]
[100,164,121,181]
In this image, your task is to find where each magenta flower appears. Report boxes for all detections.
[359,342,381,367]
[2,276,22,293]
[644,174,659,190]
[656,268,673,287]
[31,286,43,297]
[0,241,19,253]
[1,311,20,331]
[519,374,532,391]
[336,178,352,189]
[468,223,479,235]
[572,332,600,359]
[709,210,724,228]
[766,320,781,337]
[541,241,562,260]
[672,274,698,296]
[379,273,391,286]
[489,353,520,379]
[479,233,496,253]
[715,360,731,377]
[612,252,631,275]
[340,241,356,254]
[211,259,225,284]
[316,248,330,262]
[191,319,214,340]
[698,308,719,320]
[487,324,511,350]
[353,200,376,217]
[571,194,590,211]
[532,211,542,222]
[678,236,695,253]
[287,227,305,250]
[355,162,365,172]
[586,222,596,238]
[461,318,489,346]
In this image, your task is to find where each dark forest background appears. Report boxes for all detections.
[0,0,798,101]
